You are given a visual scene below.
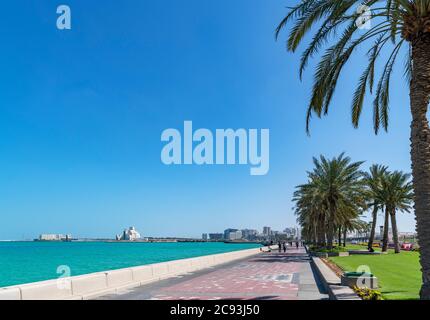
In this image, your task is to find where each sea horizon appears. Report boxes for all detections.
[0,241,261,288]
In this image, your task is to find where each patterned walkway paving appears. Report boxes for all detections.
[97,247,328,300]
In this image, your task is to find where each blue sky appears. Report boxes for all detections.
[0,0,415,240]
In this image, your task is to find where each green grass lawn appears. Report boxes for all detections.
[330,247,421,300]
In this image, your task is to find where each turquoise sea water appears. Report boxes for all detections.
[0,241,260,288]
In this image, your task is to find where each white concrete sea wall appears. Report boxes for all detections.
[20,279,74,300]
[0,246,271,300]
[0,287,21,300]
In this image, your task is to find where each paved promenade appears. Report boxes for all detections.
[96,247,328,300]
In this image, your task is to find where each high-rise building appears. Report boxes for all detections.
[202,233,208,241]
[263,226,271,236]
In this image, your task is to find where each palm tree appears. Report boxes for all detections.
[377,171,414,253]
[276,0,430,299]
[293,153,364,248]
[294,180,329,246]
[363,164,388,250]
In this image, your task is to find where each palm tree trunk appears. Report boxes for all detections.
[313,225,317,246]
[338,227,342,247]
[382,208,390,252]
[410,34,430,299]
[317,217,325,247]
[343,228,346,247]
[368,206,378,250]
[390,209,400,254]
[327,206,335,249]
[327,227,334,249]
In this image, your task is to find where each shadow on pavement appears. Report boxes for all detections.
[250,253,311,263]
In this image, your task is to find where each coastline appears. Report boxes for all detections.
[0,242,262,289]
[0,245,274,300]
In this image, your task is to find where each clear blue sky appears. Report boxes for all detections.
[0,0,415,240]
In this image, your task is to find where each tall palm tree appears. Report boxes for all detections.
[363,164,388,250]
[377,171,414,253]
[276,0,430,299]
[294,180,329,246]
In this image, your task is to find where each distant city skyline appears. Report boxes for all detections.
[7,224,301,241]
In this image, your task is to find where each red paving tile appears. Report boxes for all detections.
[150,248,309,300]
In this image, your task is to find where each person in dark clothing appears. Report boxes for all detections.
[283,242,287,253]
[278,242,282,252]
[295,241,299,249]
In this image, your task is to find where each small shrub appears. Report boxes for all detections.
[353,286,383,300]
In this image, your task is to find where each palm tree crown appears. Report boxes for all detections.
[276,0,430,133]
[377,171,414,213]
